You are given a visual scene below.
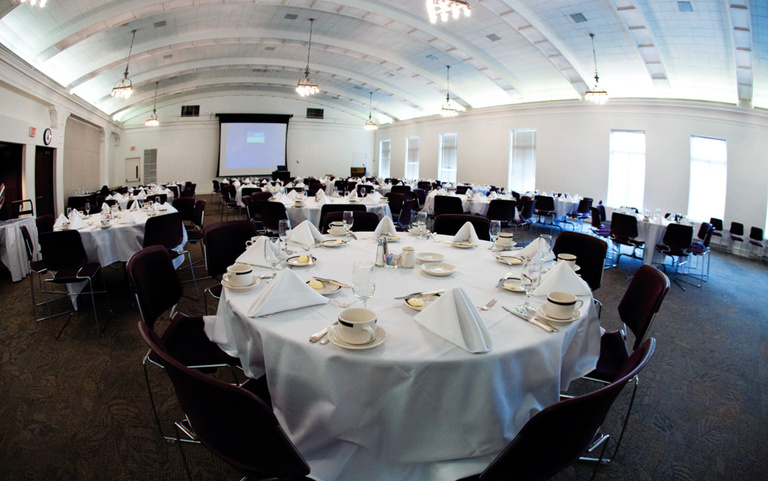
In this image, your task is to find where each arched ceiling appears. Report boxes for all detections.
[1,0,766,124]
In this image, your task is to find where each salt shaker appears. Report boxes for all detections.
[375,237,388,267]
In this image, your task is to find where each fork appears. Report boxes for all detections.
[477,298,497,311]
[331,299,358,308]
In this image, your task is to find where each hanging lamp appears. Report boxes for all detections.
[111,30,138,99]
[584,33,608,104]
[441,65,459,117]
[296,18,320,97]
[145,82,160,127]
[364,92,378,131]
[426,1,471,24]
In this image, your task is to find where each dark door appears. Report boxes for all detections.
[35,146,55,216]
[0,142,23,220]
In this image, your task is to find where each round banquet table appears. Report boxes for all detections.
[207,233,600,481]
[278,197,392,229]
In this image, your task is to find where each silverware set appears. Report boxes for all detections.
[502,305,558,333]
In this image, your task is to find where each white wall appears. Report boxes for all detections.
[375,100,768,230]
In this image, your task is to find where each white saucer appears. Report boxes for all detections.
[100,224,111,229]
[380,235,400,242]
[421,262,456,277]
[287,255,317,267]
[321,239,347,248]
[328,325,387,350]
[535,306,581,323]
[500,278,525,292]
[496,255,523,266]
[403,296,438,311]
[306,280,341,295]
[556,262,581,272]
[416,252,445,263]
[221,276,260,291]
[451,241,475,248]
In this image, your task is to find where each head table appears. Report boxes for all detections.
[206,233,600,481]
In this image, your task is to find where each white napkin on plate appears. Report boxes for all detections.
[517,237,556,261]
[53,213,69,229]
[101,203,110,214]
[369,191,382,202]
[286,190,299,200]
[68,209,81,221]
[315,190,326,203]
[349,189,358,199]
[120,210,137,225]
[533,261,591,297]
[288,220,324,248]
[373,216,397,237]
[414,288,492,354]
[452,221,480,245]
[362,195,379,205]
[236,236,288,267]
[248,268,329,317]
[129,200,140,211]
[70,216,89,230]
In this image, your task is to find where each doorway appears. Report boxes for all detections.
[0,142,23,220]
[35,146,55,216]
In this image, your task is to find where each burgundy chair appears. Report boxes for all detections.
[433,214,491,241]
[709,217,724,249]
[319,203,366,228]
[36,214,56,234]
[748,226,765,260]
[533,195,561,231]
[20,225,66,323]
[259,201,290,234]
[610,212,645,268]
[458,339,656,481]
[143,212,199,299]
[202,220,258,314]
[687,222,714,286]
[146,193,168,204]
[485,199,517,227]
[321,211,380,233]
[137,321,312,481]
[396,199,416,231]
[433,195,464,216]
[172,197,196,225]
[391,184,411,194]
[128,245,243,442]
[552,231,607,293]
[384,192,406,219]
[728,222,745,255]
[655,223,693,290]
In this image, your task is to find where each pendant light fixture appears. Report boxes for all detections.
[296,18,320,97]
[441,65,459,118]
[111,30,138,99]
[364,92,378,131]
[20,0,47,7]
[145,82,160,127]
[426,1,471,24]
[584,33,608,104]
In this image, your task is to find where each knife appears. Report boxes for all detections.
[502,305,557,332]
[496,276,520,288]
[394,289,445,300]
[313,277,351,288]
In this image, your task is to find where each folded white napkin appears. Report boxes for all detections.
[452,221,480,245]
[248,268,329,317]
[349,189,358,199]
[414,288,492,353]
[369,191,382,202]
[53,213,69,229]
[160,202,177,213]
[70,216,89,230]
[233,180,241,187]
[261,179,268,184]
[129,200,140,211]
[489,191,498,199]
[235,236,288,267]
[105,194,114,200]
[120,210,137,225]
[362,196,379,205]
[533,260,591,297]
[373,216,397,237]
[296,182,305,188]
[285,182,294,188]
[473,192,484,201]
[271,192,283,202]
[68,209,81,221]
[517,237,556,261]
[286,190,299,200]
[288,220,324,248]
[101,203,110,213]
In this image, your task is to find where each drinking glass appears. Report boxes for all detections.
[489,220,501,251]
[538,234,552,260]
[264,238,280,280]
[278,219,292,254]
[352,260,375,308]
[66,207,72,218]
[416,211,428,239]
[343,211,355,240]
[84,201,91,217]
[520,257,541,315]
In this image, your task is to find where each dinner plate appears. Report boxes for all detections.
[496,255,523,266]
[416,252,445,263]
[286,255,317,267]
[321,239,347,248]
[306,280,341,295]
[500,278,525,292]
[451,241,475,248]
[535,306,582,324]
[403,296,438,311]
[379,235,400,242]
[221,276,261,291]
[421,262,456,277]
[328,325,387,350]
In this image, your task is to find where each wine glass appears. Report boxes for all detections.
[416,211,428,239]
[343,211,355,240]
[84,201,91,218]
[538,234,552,260]
[264,237,280,280]
[278,219,292,254]
[520,257,541,315]
[489,220,501,251]
[352,260,375,308]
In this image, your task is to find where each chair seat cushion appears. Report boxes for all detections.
[152,315,241,369]
[689,243,708,255]
[50,263,100,283]
[584,330,629,382]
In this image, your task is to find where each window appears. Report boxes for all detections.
[508,129,536,193]
[405,136,420,180]
[438,133,458,183]
[378,140,391,178]
[607,130,646,209]
[688,135,727,222]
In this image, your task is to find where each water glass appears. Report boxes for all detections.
[538,234,552,260]
[489,220,501,251]
[264,238,280,279]
[352,260,376,308]
[343,211,355,240]
[278,219,292,253]
[416,211,428,239]
[84,201,91,217]
[520,257,541,314]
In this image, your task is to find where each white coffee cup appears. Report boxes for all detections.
[224,263,253,287]
[496,232,514,246]
[557,253,577,270]
[329,221,346,236]
[545,291,584,320]
[245,236,261,247]
[337,308,377,344]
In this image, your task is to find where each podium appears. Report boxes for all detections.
[350,167,366,178]
[272,170,291,181]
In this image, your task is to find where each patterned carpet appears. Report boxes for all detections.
[1,222,766,481]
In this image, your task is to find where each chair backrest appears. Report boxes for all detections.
[391,185,411,194]
[259,201,289,231]
[321,211,380,232]
[38,230,89,271]
[397,199,415,229]
[384,192,405,216]
[242,187,262,197]
[661,223,693,250]
[486,199,517,223]
[241,195,254,218]
[709,217,724,231]
[127,245,183,329]
[192,199,206,228]
[203,220,258,277]
[729,222,744,236]
[147,193,168,204]
[534,195,555,212]
[519,199,536,221]
[172,197,196,222]
[433,196,464,216]
[476,339,656,481]
[619,265,669,350]
[576,198,592,215]
[749,226,763,241]
[143,212,185,250]
[696,222,714,248]
[137,321,311,479]
[36,214,56,234]
[412,188,427,207]
[611,212,639,239]
[455,185,470,195]
[168,185,180,198]
[357,184,374,196]
[19,225,35,262]
[552,231,608,291]
[212,180,220,193]
[433,215,491,241]
[318,203,366,224]
[590,207,604,228]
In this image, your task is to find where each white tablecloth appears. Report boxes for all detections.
[0,217,39,282]
[207,234,600,481]
[278,197,392,229]
[632,216,671,265]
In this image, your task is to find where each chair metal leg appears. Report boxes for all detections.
[174,422,195,481]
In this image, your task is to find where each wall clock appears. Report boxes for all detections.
[43,128,52,145]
